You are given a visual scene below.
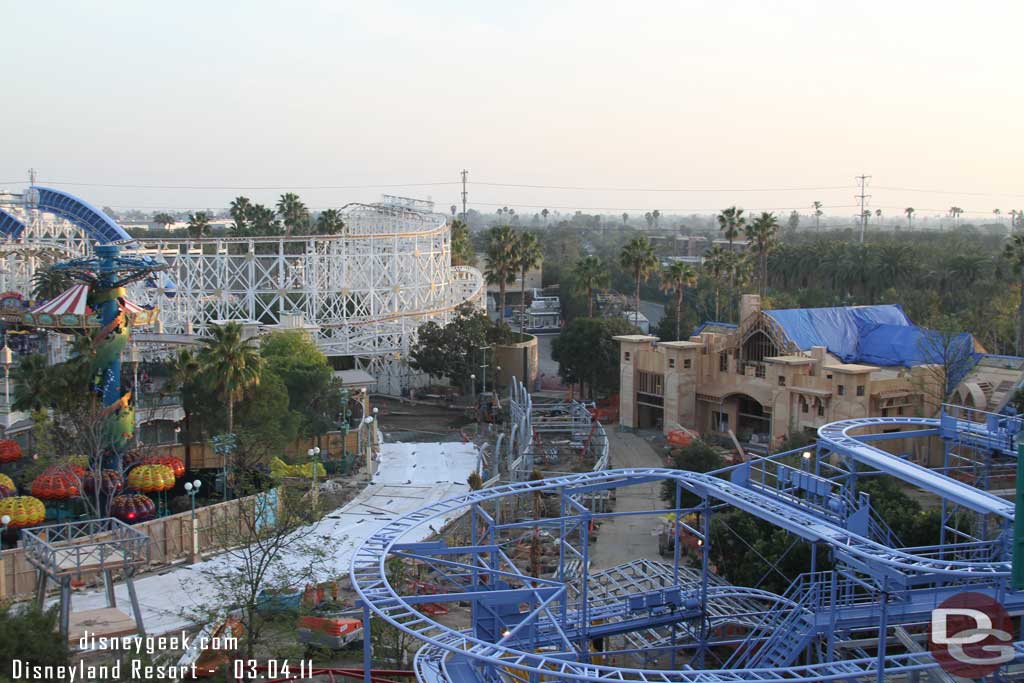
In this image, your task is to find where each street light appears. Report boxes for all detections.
[0,346,13,408]
[0,514,9,550]
[470,374,476,401]
[308,447,321,511]
[183,480,202,563]
[362,416,374,482]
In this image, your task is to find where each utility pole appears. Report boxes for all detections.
[28,168,37,186]
[856,174,871,243]
[460,169,469,221]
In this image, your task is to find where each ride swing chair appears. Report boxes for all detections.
[351,383,1024,683]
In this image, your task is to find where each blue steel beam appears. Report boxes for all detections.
[0,208,25,239]
[33,186,131,244]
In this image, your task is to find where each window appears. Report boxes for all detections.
[668,358,675,369]
[712,411,729,431]
[755,364,766,379]
[881,408,888,417]
[624,352,631,361]
[837,385,845,396]
[826,374,832,380]
[897,406,904,416]
[778,375,786,386]
[683,358,691,369]
[856,385,865,397]
[719,352,728,372]
[817,400,825,417]
[802,399,809,413]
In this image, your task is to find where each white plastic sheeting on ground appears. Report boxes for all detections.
[60,441,478,636]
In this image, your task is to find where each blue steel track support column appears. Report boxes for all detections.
[578,499,591,663]
[876,578,889,683]
[362,603,372,683]
[671,480,682,670]
[696,494,711,669]
[558,486,568,627]
[1013,443,1024,590]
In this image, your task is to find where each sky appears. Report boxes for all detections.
[1,0,1022,221]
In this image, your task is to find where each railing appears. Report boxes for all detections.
[21,518,150,578]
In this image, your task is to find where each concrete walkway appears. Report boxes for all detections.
[589,429,669,569]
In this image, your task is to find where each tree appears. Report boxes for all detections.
[515,232,543,333]
[660,261,697,341]
[165,348,200,470]
[914,314,977,409]
[30,266,71,301]
[905,207,915,230]
[703,245,729,321]
[187,212,211,238]
[276,193,310,236]
[193,485,325,662]
[450,219,474,266]
[484,226,518,319]
[314,208,344,235]
[0,604,69,677]
[409,303,499,390]
[812,201,823,232]
[572,255,609,317]
[152,212,176,230]
[619,236,658,322]
[551,317,637,399]
[786,210,800,234]
[621,212,628,226]
[644,212,654,229]
[652,209,661,228]
[259,331,340,438]
[1004,234,1024,355]
[948,206,964,229]
[199,322,263,433]
[248,203,280,236]
[11,353,53,412]
[541,208,550,223]
[716,206,745,252]
[229,196,252,236]
[745,212,779,297]
[659,439,724,507]
[875,208,883,224]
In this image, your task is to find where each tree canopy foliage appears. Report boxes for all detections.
[551,316,637,399]
[409,303,510,389]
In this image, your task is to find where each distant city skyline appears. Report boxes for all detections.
[2,1,1021,218]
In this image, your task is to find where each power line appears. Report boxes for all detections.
[469,201,862,213]
[473,181,851,192]
[5,180,461,191]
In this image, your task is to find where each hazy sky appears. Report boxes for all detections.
[2,1,1022,221]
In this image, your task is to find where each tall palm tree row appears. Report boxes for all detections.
[187,212,212,238]
[1003,235,1024,355]
[572,255,609,317]
[198,322,262,434]
[484,225,519,320]
[716,206,746,251]
[659,261,698,340]
[745,212,779,297]
[31,266,72,301]
[276,192,310,236]
[619,236,658,327]
[515,232,543,333]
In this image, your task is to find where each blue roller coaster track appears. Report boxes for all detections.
[351,393,1024,683]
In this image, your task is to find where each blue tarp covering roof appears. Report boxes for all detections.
[692,321,738,336]
[763,304,976,369]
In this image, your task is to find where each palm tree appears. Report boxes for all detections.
[198,322,262,433]
[541,208,550,223]
[186,212,211,238]
[11,353,53,412]
[1003,235,1024,355]
[229,197,252,235]
[619,236,658,325]
[450,219,474,266]
[745,212,779,296]
[515,232,543,333]
[812,201,823,232]
[276,193,310,236]
[572,256,608,317]
[905,207,915,230]
[660,261,697,340]
[484,226,518,319]
[948,206,963,229]
[31,266,71,301]
[703,245,729,320]
[652,210,661,228]
[315,209,344,235]
[621,213,628,226]
[874,208,882,224]
[716,206,745,251]
[165,348,200,470]
[152,212,176,230]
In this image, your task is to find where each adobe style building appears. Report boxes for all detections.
[616,295,1024,450]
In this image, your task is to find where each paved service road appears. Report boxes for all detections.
[590,429,669,569]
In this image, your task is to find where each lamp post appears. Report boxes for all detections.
[128,343,142,447]
[0,514,9,550]
[183,480,202,563]
[0,346,12,409]
[363,416,374,482]
[308,446,321,511]
[470,374,476,401]
[479,346,491,393]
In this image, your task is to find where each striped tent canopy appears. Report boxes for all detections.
[22,284,158,329]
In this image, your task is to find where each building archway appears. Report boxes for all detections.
[719,392,771,447]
